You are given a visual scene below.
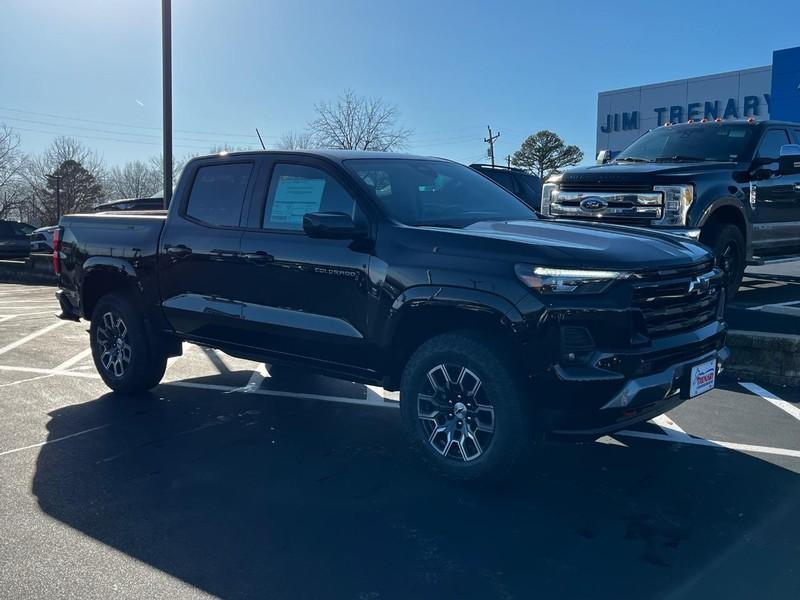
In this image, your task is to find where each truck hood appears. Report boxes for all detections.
[451,219,711,270]
[558,161,737,183]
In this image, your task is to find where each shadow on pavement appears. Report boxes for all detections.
[32,372,800,599]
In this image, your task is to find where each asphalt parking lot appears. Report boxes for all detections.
[0,283,799,599]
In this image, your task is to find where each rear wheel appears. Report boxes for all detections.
[701,222,745,302]
[90,293,167,394]
[399,332,530,481]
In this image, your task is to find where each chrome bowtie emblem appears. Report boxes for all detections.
[688,275,711,295]
[579,197,608,211]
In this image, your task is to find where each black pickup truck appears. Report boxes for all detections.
[541,120,800,298]
[54,150,728,480]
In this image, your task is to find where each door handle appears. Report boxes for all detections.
[242,250,274,265]
[164,244,192,257]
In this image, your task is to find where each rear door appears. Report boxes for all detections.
[158,157,257,344]
[751,128,800,251]
[237,155,376,371]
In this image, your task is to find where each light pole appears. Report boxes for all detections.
[46,174,62,222]
[162,0,172,210]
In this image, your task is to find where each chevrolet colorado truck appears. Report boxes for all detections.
[541,120,800,299]
[54,150,728,480]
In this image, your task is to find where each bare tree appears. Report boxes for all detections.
[22,137,107,224]
[106,160,162,199]
[0,125,26,219]
[308,89,411,151]
[276,130,317,151]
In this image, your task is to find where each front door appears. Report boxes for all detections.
[158,158,257,344]
[237,157,376,372]
[751,128,800,252]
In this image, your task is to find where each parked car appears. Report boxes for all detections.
[0,220,34,258]
[540,119,800,299]
[93,197,166,212]
[29,225,59,253]
[470,163,542,210]
[54,150,728,480]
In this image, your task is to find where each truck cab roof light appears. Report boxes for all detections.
[714,118,723,123]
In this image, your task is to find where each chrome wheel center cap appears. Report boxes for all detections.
[453,402,467,418]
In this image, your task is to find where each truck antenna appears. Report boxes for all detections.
[255,128,266,150]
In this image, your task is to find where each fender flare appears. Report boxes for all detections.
[80,257,143,315]
[380,285,524,349]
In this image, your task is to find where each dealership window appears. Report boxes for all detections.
[263,164,360,231]
[186,163,253,227]
[756,129,790,162]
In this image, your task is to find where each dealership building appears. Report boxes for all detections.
[596,45,800,155]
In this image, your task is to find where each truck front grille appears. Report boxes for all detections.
[632,262,722,337]
[549,187,662,223]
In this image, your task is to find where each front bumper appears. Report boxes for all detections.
[536,321,728,438]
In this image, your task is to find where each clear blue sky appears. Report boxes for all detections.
[3,0,799,167]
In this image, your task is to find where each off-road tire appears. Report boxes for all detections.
[90,293,167,394]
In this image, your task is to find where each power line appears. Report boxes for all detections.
[0,114,258,146]
[8,125,224,151]
[0,105,275,140]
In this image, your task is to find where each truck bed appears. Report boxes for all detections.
[58,211,168,319]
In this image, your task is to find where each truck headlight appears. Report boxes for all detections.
[540,183,558,216]
[653,185,693,226]
[515,265,627,294]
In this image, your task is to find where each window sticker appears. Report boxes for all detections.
[269,176,326,225]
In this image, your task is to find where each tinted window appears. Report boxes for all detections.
[10,223,33,238]
[186,163,252,227]
[617,123,757,162]
[483,170,515,192]
[0,222,12,237]
[263,164,358,231]
[793,129,800,145]
[756,129,790,161]
[347,159,535,228]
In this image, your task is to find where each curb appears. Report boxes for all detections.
[725,329,800,387]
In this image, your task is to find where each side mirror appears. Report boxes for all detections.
[751,168,774,181]
[302,212,366,239]
[778,144,800,176]
[596,149,613,164]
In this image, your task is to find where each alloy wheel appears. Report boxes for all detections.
[417,364,495,462]
[96,311,132,377]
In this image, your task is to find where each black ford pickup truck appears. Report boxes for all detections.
[54,150,728,480]
[541,120,800,299]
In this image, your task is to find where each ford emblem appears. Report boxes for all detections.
[579,197,608,211]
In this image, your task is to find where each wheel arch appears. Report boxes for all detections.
[80,258,142,320]
[380,286,524,390]
[697,199,750,256]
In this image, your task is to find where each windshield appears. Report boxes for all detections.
[616,123,758,163]
[345,158,536,227]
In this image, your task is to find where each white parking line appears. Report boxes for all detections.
[0,321,66,356]
[651,414,691,440]
[617,429,800,459]
[0,423,111,458]
[739,382,800,423]
[53,347,93,372]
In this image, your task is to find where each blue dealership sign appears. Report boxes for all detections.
[770,46,800,122]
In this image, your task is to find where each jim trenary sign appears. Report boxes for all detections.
[596,46,800,154]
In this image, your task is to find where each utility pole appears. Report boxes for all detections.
[506,155,511,169]
[46,174,61,222]
[162,0,172,210]
[484,126,500,167]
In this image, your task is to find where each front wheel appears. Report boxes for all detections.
[399,332,530,481]
[90,293,167,394]
[701,222,745,302]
